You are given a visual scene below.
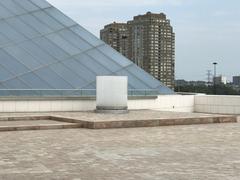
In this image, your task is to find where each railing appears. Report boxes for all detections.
[0,89,159,97]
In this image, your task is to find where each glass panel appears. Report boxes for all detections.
[0,32,10,47]
[58,29,92,51]
[13,0,39,12]
[4,46,42,69]
[49,63,87,88]
[20,14,52,35]
[0,0,26,15]
[0,49,29,75]
[46,33,80,56]
[86,48,121,72]
[0,20,26,43]
[21,40,57,64]
[30,0,51,9]
[3,78,30,89]
[62,58,96,83]
[126,64,161,89]
[158,85,173,94]
[98,44,132,67]
[0,83,7,89]
[0,65,14,81]
[115,69,149,89]
[74,54,111,75]
[35,67,73,89]
[44,7,76,27]
[33,10,64,31]
[0,3,14,19]
[70,25,104,46]
[83,83,96,89]
[20,72,52,89]
[7,17,40,39]
[33,37,69,60]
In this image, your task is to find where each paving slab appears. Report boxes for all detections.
[0,110,237,130]
[0,123,240,179]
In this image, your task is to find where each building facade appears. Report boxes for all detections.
[213,76,227,85]
[100,22,129,57]
[100,12,175,89]
[233,76,240,86]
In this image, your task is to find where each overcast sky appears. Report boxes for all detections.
[48,0,240,81]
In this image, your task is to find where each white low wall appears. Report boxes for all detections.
[195,95,240,114]
[1,95,239,114]
[128,95,195,112]
[0,95,195,113]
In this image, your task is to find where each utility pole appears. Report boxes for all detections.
[213,62,218,94]
[207,70,212,87]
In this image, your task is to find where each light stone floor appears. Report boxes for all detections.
[0,110,235,122]
[0,120,71,126]
[0,121,240,179]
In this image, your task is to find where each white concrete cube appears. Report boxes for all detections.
[96,76,128,113]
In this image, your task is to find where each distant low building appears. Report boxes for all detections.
[233,76,240,86]
[175,80,207,86]
[213,76,227,85]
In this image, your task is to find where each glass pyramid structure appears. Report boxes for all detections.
[0,0,174,96]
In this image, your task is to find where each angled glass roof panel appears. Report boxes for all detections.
[33,37,69,60]
[115,69,149,89]
[70,25,104,47]
[4,46,42,69]
[86,49,121,72]
[20,72,53,89]
[0,20,26,43]
[84,83,96,89]
[21,40,57,64]
[0,3,14,19]
[0,66,14,82]
[35,67,73,89]
[0,32,11,47]
[74,54,111,75]
[58,29,92,51]
[29,0,51,9]
[46,33,80,56]
[7,17,41,39]
[0,0,26,16]
[20,13,53,35]
[0,49,29,75]
[0,83,7,89]
[49,63,87,88]
[13,0,39,12]
[44,7,76,27]
[126,64,162,89]
[98,44,132,67]
[32,10,64,31]
[62,58,96,83]
[0,0,174,95]
[3,78,30,89]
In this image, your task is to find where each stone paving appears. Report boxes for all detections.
[0,111,237,130]
[0,122,240,179]
[0,110,234,122]
[0,120,70,126]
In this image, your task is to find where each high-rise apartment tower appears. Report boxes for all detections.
[100,12,175,89]
[100,22,129,57]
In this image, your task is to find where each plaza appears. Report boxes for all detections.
[0,119,240,179]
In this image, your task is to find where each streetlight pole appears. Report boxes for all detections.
[213,62,218,94]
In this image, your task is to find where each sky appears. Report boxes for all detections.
[48,0,240,81]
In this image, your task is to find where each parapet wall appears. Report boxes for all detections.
[0,95,239,114]
[195,95,240,114]
[0,95,195,113]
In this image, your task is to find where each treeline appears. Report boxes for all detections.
[175,84,240,95]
